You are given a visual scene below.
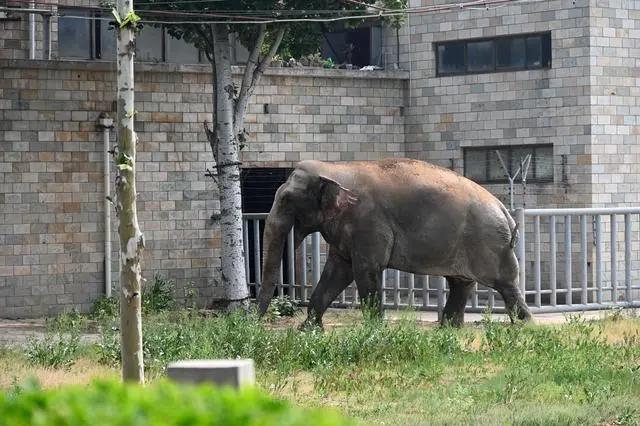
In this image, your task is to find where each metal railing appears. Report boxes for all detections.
[243,207,640,314]
[516,207,640,313]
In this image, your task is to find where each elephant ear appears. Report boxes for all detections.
[319,176,359,219]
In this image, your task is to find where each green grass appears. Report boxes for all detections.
[3,309,640,425]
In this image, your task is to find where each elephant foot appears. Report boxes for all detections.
[506,304,534,324]
[298,317,323,332]
[440,311,464,328]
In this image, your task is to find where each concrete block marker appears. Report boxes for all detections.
[166,359,255,388]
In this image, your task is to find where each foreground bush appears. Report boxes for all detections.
[0,379,353,426]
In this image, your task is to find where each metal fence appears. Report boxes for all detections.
[243,207,640,314]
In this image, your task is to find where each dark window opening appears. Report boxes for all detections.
[467,40,494,73]
[464,144,553,184]
[437,42,465,75]
[436,32,551,76]
[241,168,293,298]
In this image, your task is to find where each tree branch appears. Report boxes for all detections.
[233,26,286,143]
[190,23,214,58]
[256,26,286,75]
[234,24,267,135]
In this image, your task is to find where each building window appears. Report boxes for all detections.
[58,9,94,59]
[464,144,553,183]
[436,32,551,76]
[58,8,204,63]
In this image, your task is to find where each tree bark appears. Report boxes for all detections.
[212,23,248,309]
[115,0,144,383]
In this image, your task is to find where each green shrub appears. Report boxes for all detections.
[45,310,86,334]
[90,295,119,320]
[143,274,176,314]
[25,332,80,369]
[266,296,299,320]
[0,379,354,426]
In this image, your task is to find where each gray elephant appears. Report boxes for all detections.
[257,158,532,327]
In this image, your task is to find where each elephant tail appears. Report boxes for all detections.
[499,204,519,249]
[510,223,519,249]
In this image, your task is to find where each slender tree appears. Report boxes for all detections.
[137,1,401,309]
[113,0,144,382]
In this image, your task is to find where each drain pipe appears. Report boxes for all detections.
[29,1,35,59]
[97,113,114,298]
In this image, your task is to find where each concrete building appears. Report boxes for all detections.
[1,0,639,317]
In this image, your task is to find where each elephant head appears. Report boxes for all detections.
[256,166,358,315]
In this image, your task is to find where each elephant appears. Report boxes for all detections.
[256,158,532,327]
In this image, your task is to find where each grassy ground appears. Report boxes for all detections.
[1,308,639,426]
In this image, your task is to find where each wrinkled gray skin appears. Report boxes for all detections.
[257,158,532,328]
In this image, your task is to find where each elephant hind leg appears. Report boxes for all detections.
[441,277,475,327]
[474,248,533,324]
[492,281,532,323]
[302,249,353,329]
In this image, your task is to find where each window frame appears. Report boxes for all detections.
[435,32,552,77]
[463,144,554,184]
[58,8,205,63]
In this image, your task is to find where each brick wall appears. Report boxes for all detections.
[397,0,594,209]
[0,60,408,318]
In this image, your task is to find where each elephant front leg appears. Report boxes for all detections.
[353,264,385,322]
[301,249,353,330]
[441,277,475,327]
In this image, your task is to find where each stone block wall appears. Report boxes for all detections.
[399,0,594,210]
[0,60,408,318]
[586,0,640,299]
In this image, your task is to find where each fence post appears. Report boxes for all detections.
[436,276,446,322]
[311,232,320,290]
[515,208,526,295]
[550,215,557,306]
[534,215,541,307]
[595,215,603,304]
[610,214,617,302]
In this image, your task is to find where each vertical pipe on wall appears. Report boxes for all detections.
[29,1,36,59]
[98,114,114,297]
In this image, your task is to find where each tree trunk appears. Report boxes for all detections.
[212,23,249,309]
[115,0,144,383]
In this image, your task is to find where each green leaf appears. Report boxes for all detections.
[111,9,122,26]
[117,164,133,171]
[120,10,141,29]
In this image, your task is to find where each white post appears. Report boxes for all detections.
[515,208,526,294]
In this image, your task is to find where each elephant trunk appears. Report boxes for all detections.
[257,209,293,315]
